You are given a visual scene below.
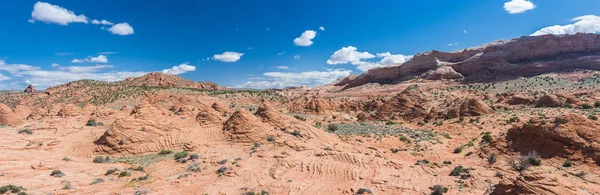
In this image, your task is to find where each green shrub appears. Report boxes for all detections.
[118,171,131,177]
[189,153,199,160]
[17,129,33,134]
[86,119,97,126]
[431,185,448,195]
[267,136,275,142]
[293,115,306,121]
[50,170,64,177]
[453,147,463,154]
[595,101,600,108]
[449,166,465,176]
[291,130,302,137]
[158,150,173,155]
[481,134,493,144]
[355,188,372,195]
[400,136,411,143]
[588,115,598,121]
[91,178,104,185]
[105,168,118,175]
[174,151,188,160]
[565,103,574,108]
[562,160,573,167]
[0,184,24,194]
[93,156,109,163]
[327,124,338,132]
[582,103,593,109]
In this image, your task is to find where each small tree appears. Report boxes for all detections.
[507,155,531,172]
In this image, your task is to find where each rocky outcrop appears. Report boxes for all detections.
[12,105,32,120]
[222,108,269,143]
[0,103,23,125]
[375,85,432,121]
[24,84,37,93]
[95,103,190,155]
[507,95,535,105]
[121,72,226,90]
[446,98,494,118]
[338,33,600,89]
[57,104,81,117]
[288,96,336,115]
[535,94,566,107]
[211,101,232,114]
[492,171,578,195]
[506,113,600,164]
[420,66,464,80]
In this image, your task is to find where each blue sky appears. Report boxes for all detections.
[1,0,600,90]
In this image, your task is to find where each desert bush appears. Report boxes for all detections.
[90,178,104,185]
[187,163,201,172]
[189,153,199,160]
[0,184,24,194]
[158,150,173,155]
[174,151,188,160]
[355,188,372,195]
[50,170,64,177]
[267,136,275,142]
[588,115,598,121]
[293,115,306,121]
[17,129,32,134]
[595,101,600,108]
[453,147,463,154]
[562,160,573,167]
[118,171,131,177]
[431,185,448,195]
[93,156,110,163]
[105,168,119,175]
[481,133,493,144]
[86,119,97,126]
[507,155,531,172]
[582,103,593,109]
[527,151,542,166]
[291,130,302,137]
[327,124,338,132]
[216,166,228,174]
[488,153,497,165]
[449,166,465,176]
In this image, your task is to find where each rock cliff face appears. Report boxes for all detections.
[340,33,600,89]
[506,114,600,165]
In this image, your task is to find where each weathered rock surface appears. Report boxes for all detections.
[0,103,23,125]
[506,113,600,164]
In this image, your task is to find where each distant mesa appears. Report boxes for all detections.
[120,72,227,90]
[335,33,600,89]
[24,84,37,93]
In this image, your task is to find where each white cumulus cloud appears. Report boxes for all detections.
[504,0,536,14]
[91,19,113,25]
[294,30,317,46]
[162,63,196,75]
[294,55,301,59]
[274,66,289,70]
[213,52,244,62]
[531,15,600,36]
[71,55,108,63]
[29,1,88,25]
[327,46,375,65]
[234,69,352,89]
[107,22,135,36]
[328,47,411,71]
[319,26,326,31]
